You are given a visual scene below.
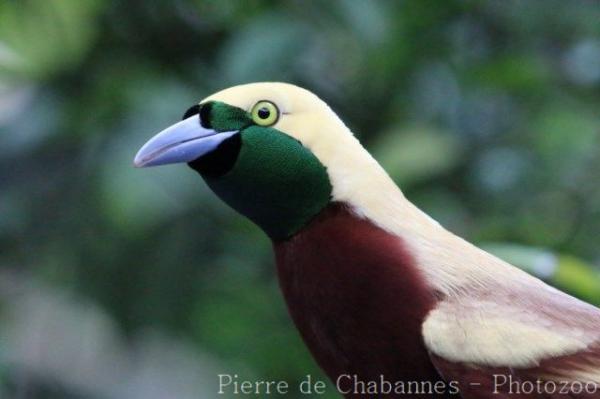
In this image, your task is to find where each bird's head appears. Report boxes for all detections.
[135,82,393,240]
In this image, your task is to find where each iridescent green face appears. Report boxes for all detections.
[134,100,332,240]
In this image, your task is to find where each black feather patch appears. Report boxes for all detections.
[199,102,214,129]
[182,104,200,120]
[188,133,241,177]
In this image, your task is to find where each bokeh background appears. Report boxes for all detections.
[1,0,600,398]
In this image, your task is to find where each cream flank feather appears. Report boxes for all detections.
[204,82,600,381]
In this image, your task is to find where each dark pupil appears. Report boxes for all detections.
[257,107,270,119]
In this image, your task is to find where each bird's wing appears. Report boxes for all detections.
[422,279,600,398]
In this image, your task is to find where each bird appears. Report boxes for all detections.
[134,82,600,398]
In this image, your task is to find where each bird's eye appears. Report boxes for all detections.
[251,101,279,126]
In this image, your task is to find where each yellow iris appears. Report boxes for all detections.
[251,101,279,126]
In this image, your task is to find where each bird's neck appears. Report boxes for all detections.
[196,128,333,241]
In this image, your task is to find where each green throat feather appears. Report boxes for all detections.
[189,102,332,241]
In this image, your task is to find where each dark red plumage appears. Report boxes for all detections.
[274,203,447,397]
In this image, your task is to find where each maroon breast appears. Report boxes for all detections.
[273,203,445,397]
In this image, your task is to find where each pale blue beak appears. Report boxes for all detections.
[134,116,238,167]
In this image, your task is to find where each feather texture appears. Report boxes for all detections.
[274,203,444,396]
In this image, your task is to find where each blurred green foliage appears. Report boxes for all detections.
[1,1,599,398]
